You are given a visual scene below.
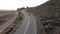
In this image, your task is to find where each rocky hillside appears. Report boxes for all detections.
[27,0,60,34]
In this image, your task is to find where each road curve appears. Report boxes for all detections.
[0,12,18,33]
[14,10,36,34]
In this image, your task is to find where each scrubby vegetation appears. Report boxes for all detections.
[0,12,15,26]
[3,11,24,34]
[27,0,60,34]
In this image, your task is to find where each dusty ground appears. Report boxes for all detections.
[1,11,24,34]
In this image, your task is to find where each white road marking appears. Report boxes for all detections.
[24,14,30,34]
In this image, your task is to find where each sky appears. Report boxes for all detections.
[0,0,49,10]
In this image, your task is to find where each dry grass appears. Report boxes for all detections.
[1,11,24,34]
[0,11,16,26]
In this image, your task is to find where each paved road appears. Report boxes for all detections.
[0,12,18,33]
[14,10,36,34]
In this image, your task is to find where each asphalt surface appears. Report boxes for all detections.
[0,12,18,33]
[14,10,36,34]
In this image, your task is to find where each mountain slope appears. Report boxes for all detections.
[27,0,60,34]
